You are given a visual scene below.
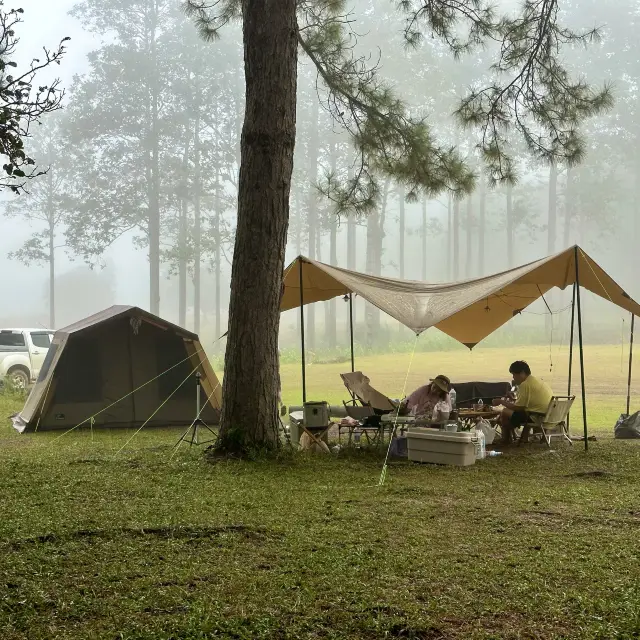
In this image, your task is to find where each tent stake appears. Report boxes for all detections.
[574,246,588,451]
[627,313,635,416]
[349,293,355,373]
[567,282,576,433]
[299,260,307,403]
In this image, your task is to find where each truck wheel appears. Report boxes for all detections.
[8,367,29,390]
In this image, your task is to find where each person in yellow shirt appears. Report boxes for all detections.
[492,361,553,444]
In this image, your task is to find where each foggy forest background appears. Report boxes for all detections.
[1,0,638,363]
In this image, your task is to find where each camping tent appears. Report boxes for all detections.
[12,306,222,433]
[282,246,640,448]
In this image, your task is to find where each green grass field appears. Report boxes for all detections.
[1,345,639,639]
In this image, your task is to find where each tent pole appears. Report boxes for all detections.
[567,282,576,432]
[349,293,355,373]
[574,246,588,451]
[299,261,307,403]
[627,313,635,416]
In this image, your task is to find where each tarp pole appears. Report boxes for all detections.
[349,293,355,373]
[567,282,576,433]
[299,261,307,403]
[574,246,588,451]
[627,313,635,416]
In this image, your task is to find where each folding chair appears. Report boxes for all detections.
[521,395,575,446]
[340,371,398,444]
[340,371,397,414]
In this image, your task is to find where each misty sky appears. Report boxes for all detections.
[1,0,150,314]
[0,0,634,338]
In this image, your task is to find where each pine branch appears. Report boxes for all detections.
[399,0,614,182]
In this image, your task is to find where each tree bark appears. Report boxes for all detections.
[218,0,298,452]
[506,184,514,268]
[478,179,486,275]
[547,160,558,256]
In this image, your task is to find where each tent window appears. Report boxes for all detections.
[55,338,103,403]
[156,334,192,400]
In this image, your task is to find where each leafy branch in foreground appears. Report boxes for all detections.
[400,0,613,183]
[0,3,69,193]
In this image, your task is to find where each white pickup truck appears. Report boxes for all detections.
[0,329,55,388]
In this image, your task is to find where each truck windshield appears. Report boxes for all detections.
[0,332,26,347]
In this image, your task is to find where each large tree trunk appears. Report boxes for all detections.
[218,0,298,452]
[506,184,514,268]
[547,160,558,256]
[478,179,486,275]
[306,98,319,350]
[148,1,161,315]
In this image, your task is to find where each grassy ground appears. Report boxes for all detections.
[1,345,639,639]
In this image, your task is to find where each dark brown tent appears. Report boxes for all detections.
[12,306,221,433]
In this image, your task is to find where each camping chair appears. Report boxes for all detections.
[520,396,575,446]
[340,371,397,414]
[340,371,398,444]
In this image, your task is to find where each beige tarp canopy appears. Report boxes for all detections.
[13,305,222,433]
[282,245,640,348]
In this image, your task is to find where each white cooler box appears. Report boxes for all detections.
[407,428,476,466]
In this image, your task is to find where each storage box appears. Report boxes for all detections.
[407,428,476,466]
[303,401,330,428]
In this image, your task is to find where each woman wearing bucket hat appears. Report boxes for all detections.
[403,374,452,424]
